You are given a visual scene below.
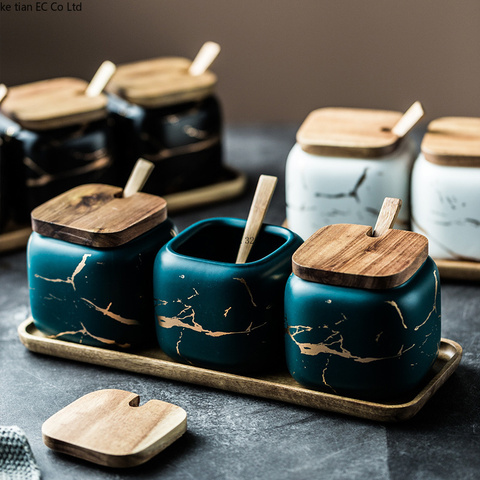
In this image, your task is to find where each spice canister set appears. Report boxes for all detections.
[3,42,476,407]
[0,42,242,233]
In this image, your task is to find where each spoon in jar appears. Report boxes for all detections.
[0,84,7,104]
[236,174,278,264]
[391,101,424,138]
[123,158,155,197]
[85,60,117,97]
[188,41,221,76]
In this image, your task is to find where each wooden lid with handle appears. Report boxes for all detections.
[297,103,423,158]
[421,116,480,167]
[1,78,109,130]
[108,42,220,108]
[31,159,167,248]
[292,198,429,289]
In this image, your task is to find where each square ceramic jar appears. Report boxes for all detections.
[107,57,224,196]
[286,107,417,240]
[411,117,480,261]
[153,217,303,373]
[284,214,441,400]
[27,184,176,349]
[0,78,114,226]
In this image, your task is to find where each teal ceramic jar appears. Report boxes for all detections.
[153,217,303,373]
[284,222,441,400]
[28,184,176,349]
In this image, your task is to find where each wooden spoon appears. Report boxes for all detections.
[0,84,7,105]
[391,101,424,138]
[188,41,221,76]
[235,174,278,264]
[123,158,155,198]
[372,197,402,237]
[85,60,116,97]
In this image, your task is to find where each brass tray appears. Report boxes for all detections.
[18,318,462,422]
[0,167,246,254]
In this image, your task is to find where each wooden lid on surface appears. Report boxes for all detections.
[292,223,428,290]
[1,78,108,130]
[42,389,187,468]
[31,184,167,248]
[421,117,480,167]
[107,57,217,108]
[297,107,404,158]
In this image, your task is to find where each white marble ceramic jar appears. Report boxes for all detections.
[411,117,480,261]
[286,108,417,240]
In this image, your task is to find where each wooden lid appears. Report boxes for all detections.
[42,389,187,468]
[292,198,428,289]
[297,107,404,158]
[1,78,108,130]
[421,117,480,167]
[31,184,167,248]
[107,57,217,108]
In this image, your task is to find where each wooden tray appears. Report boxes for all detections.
[18,318,462,422]
[0,167,246,254]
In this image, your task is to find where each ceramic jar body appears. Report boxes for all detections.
[411,154,480,261]
[108,95,222,195]
[284,257,441,400]
[285,139,416,240]
[0,114,114,226]
[153,217,303,373]
[28,219,176,349]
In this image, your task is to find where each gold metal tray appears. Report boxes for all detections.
[18,318,462,422]
[0,167,246,254]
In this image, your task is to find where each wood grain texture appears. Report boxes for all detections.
[107,57,217,108]
[1,78,108,130]
[19,319,462,423]
[42,389,187,468]
[297,107,403,158]
[292,224,428,289]
[31,184,167,248]
[422,117,480,167]
[236,174,277,263]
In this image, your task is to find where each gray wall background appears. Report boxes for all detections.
[1,0,479,124]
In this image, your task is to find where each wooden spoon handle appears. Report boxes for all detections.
[391,101,424,138]
[85,61,116,97]
[188,42,221,76]
[235,175,278,264]
[0,84,7,104]
[372,197,402,237]
[123,158,155,197]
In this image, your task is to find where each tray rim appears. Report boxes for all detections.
[18,318,462,422]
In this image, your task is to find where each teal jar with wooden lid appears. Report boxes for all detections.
[27,182,176,349]
[284,198,441,400]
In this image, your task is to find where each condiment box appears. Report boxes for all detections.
[411,117,480,261]
[27,184,176,349]
[284,200,441,400]
[0,78,114,228]
[107,57,223,196]
[286,107,417,240]
[153,217,303,373]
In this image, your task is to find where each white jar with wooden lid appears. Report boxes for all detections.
[411,117,480,261]
[286,107,419,240]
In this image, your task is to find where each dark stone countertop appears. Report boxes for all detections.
[1,125,479,479]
